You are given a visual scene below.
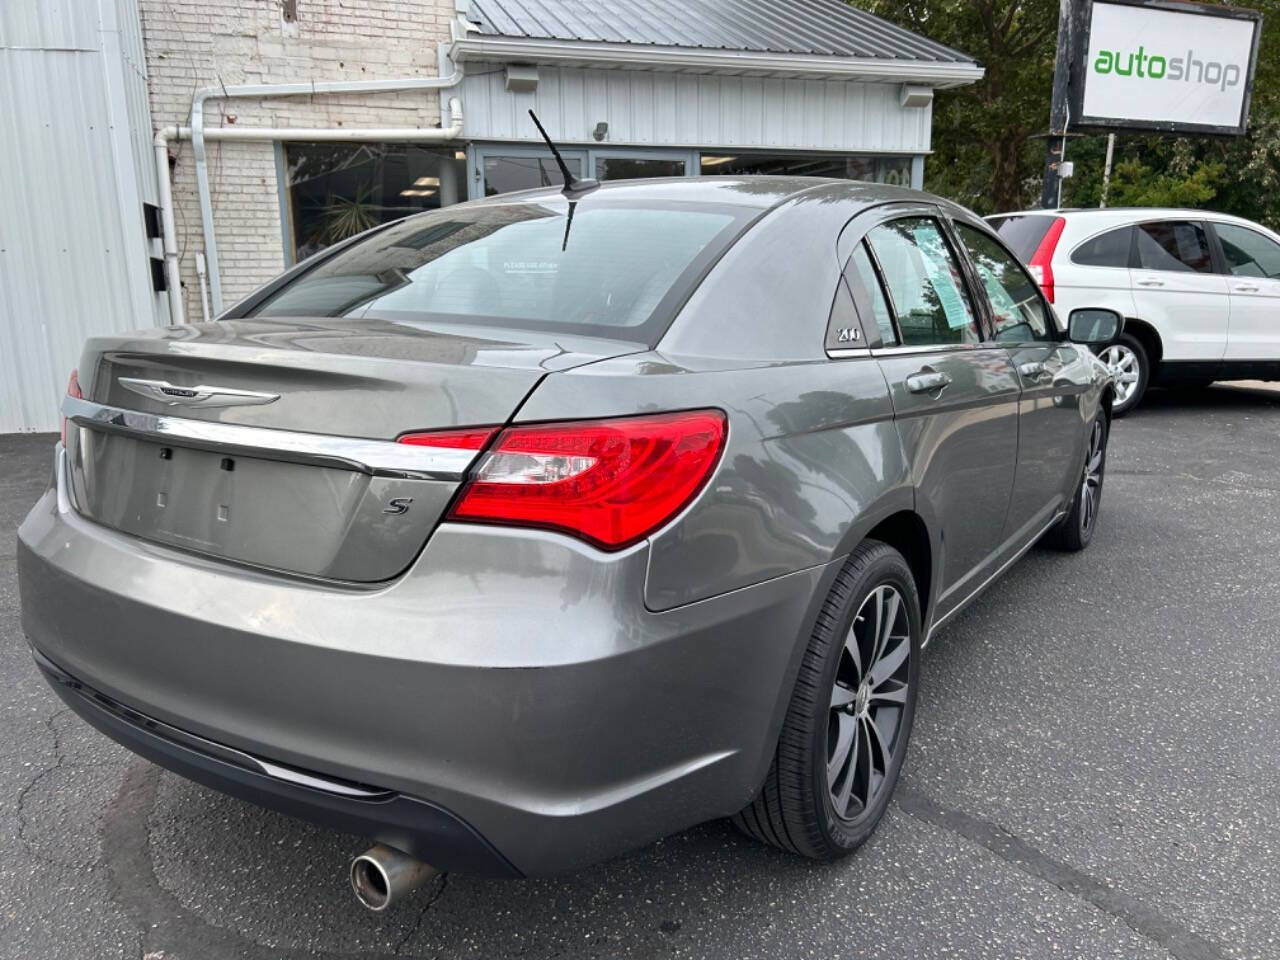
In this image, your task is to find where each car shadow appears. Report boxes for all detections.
[1136,380,1280,416]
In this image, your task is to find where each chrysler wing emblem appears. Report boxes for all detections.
[118,377,280,408]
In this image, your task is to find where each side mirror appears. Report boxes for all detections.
[1068,308,1124,346]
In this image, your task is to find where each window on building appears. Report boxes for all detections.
[283,143,466,263]
[482,152,584,196]
[595,156,690,180]
[699,153,913,184]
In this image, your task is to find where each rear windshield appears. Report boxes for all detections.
[249,198,753,345]
[987,215,1058,261]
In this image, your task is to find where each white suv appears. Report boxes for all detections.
[988,208,1280,414]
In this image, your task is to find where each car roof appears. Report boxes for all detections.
[990,207,1261,226]
[463,175,933,213]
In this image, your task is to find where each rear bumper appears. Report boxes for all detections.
[34,648,519,876]
[18,447,833,876]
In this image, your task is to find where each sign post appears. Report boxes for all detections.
[1039,0,1263,209]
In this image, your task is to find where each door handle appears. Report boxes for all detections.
[1136,278,1165,287]
[1018,360,1048,379]
[905,369,952,395]
[1234,283,1260,293]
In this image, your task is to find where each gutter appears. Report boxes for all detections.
[450,36,985,87]
[155,75,465,324]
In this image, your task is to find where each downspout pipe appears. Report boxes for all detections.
[153,126,185,325]
[187,73,465,315]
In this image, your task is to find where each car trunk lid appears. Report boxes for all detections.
[64,317,637,581]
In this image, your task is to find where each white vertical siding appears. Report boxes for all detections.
[0,0,159,433]
[460,63,933,154]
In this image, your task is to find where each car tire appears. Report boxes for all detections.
[1045,414,1108,552]
[1097,333,1149,417]
[732,539,921,860]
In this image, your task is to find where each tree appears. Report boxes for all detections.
[854,0,1280,227]
[854,0,1060,213]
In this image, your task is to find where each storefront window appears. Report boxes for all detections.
[699,153,914,185]
[283,143,466,262]
[482,153,583,196]
[595,156,689,180]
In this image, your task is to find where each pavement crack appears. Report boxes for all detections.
[394,874,449,955]
[894,786,1226,960]
[14,707,72,866]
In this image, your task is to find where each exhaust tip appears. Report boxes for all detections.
[351,854,393,911]
[350,844,438,912]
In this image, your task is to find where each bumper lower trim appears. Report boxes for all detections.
[32,647,521,877]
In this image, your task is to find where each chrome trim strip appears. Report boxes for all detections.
[32,648,392,800]
[54,443,71,515]
[826,347,873,359]
[924,510,1066,647]
[62,395,478,480]
[870,342,987,358]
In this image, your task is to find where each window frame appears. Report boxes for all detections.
[867,212,988,352]
[949,217,1061,343]
[831,203,995,355]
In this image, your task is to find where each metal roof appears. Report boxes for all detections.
[465,0,976,65]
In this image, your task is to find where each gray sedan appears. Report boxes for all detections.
[17,177,1118,909]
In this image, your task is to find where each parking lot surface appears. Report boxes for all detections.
[2,383,1278,960]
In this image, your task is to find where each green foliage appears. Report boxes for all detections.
[852,0,1280,227]
[320,186,379,243]
[1106,157,1225,208]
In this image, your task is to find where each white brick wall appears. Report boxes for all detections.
[139,0,457,320]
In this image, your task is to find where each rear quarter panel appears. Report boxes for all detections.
[1052,219,1138,324]
[515,353,911,612]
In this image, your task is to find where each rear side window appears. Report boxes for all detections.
[846,243,898,346]
[250,200,751,345]
[867,217,981,347]
[1136,221,1213,274]
[1071,226,1134,268]
[1215,223,1280,279]
[988,215,1059,262]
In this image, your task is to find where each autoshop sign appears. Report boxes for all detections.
[1072,0,1263,135]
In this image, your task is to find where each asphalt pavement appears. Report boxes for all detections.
[2,382,1278,960]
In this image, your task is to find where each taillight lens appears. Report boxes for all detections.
[397,428,497,450]
[1028,217,1067,303]
[60,370,82,447]
[448,410,727,551]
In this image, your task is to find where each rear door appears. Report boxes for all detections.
[856,209,1021,622]
[1131,219,1231,362]
[952,220,1092,543]
[1209,220,1280,364]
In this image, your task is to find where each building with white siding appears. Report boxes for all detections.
[0,0,980,432]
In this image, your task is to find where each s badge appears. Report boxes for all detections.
[383,497,414,515]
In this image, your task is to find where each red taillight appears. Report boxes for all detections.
[448,410,727,551]
[60,370,81,447]
[1028,217,1066,302]
[397,427,497,450]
